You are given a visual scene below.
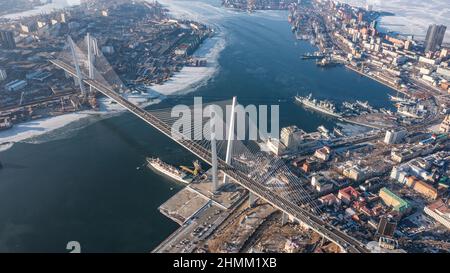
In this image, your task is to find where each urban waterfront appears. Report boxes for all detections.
[0,6,399,252]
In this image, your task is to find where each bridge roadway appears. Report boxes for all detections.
[50,59,369,253]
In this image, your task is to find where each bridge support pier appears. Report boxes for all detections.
[211,132,219,193]
[223,96,237,185]
[248,192,257,208]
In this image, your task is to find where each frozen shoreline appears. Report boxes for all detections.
[0,2,227,149]
[1,1,76,19]
[338,0,450,42]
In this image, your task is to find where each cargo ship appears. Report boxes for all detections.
[295,94,342,118]
[146,157,192,184]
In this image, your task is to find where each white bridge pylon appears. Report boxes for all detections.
[223,96,237,186]
[68,36,86,96]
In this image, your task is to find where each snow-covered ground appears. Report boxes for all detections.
[0,0,227,148]
[338,0,450,42]
[150,34,225,96]
[1,0,77,19]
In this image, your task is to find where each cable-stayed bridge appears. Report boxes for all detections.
[48,36,369,253]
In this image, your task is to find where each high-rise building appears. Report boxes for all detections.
[384,129,407,144]
[404,39,412,50]
[424,24,447,52]
[0,30,16,49]
[280,125,305,149]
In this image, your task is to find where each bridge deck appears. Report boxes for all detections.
[50,59,369,253]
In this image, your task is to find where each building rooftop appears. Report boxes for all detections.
[379,187,411,212]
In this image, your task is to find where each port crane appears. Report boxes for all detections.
[180,160,202,176]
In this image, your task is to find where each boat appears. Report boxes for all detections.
[388,92,416,104]
[388,94,407,102]
[356,100,372,110]
[0,117,13,131]
[295,93,342,118]
[316,57,338,67]
[318,125,331,138]
[146,157,192,184]
[301,52,325,60]
[317,125,329,134]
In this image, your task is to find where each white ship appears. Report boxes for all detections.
[389,94,406,102]
[295,93,342,118]
[146,157,191,184]
[356,100,374,111]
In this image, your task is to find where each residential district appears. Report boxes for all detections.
[1,0,450,253]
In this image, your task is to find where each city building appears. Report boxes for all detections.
[298,157,322,173]
[311,175,333,193]
[424,24,447,52]
[359,177,383,192]
[437,67,450,78]
[280,125,303,149]
[343,164,368,181]
[439,115,450,133]
[266,137,285,156]
[424,199,450,230]
[0,30,16,49]
[378,237,399,250]
[20,21,38,33]
[5,80,27,92]
[314,146,331,161]
[377,216,397,237]
[338,186,360,204]
[379,187,411,215]
[318,193,340,206]
[406,176,438,200]
[384,128,407,144]
[279,125,321,152]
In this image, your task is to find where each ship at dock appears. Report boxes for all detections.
[301,52,325,60]
[388,94,416,105]
[295,93,342,118]
[146,157,192,184]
